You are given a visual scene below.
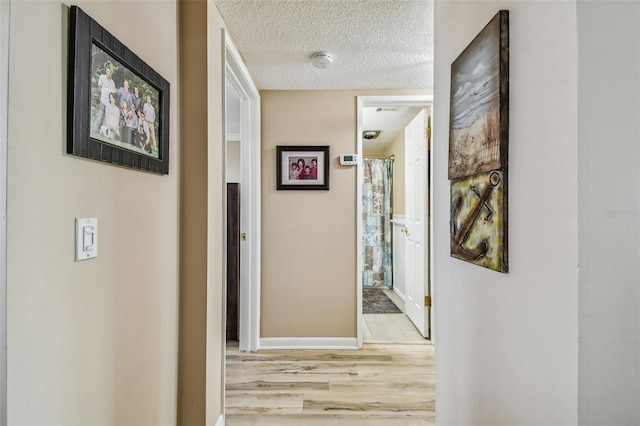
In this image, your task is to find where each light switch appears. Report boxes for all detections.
[75,218,98,261]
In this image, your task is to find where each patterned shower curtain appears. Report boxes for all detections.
[362,157,393,288]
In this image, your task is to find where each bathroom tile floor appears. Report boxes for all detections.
[363,289,429,343]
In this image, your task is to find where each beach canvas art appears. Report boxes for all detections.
[448,10,509,273]
[449,10,509,180]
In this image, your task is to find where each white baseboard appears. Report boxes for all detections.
[215,414,224,426]
[259,337,358,350]
[393,286,406,303]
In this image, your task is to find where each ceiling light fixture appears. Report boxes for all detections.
[363,131,381,140]
[311,52,333,69]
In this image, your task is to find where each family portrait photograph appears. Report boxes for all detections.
[276,146,330,190]
[90,43,161,159]
[287,156,319,181]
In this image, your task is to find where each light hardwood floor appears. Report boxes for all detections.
[225,343,435,425]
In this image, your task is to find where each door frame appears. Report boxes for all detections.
[0,0,9,422]
[223,31,261,353]
[356,95,433,348]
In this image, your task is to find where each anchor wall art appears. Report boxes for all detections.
[449,10,509,273]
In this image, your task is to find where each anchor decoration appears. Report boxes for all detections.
[450,170,507,272]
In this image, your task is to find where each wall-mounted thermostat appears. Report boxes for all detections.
[340,154,358,166]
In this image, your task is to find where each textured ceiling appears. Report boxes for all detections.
[213,0,434,91]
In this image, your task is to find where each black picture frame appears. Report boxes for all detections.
[67,6,170,175]
[276,146,330,190]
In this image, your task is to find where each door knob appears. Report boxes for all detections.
[400,227,408,234]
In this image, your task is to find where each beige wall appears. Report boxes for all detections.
[177,1,228,424]
[205,3,227,423]
[260,90,427,337]
[7,1,179,424]
[178,0,206,424]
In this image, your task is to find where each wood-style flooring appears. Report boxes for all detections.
[225,342,435,425]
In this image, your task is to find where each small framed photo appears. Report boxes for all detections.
[67,6,170,175]
[276,145,330,190]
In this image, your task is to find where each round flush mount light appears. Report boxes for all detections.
[363,130,381,140]
[311,52,333,69]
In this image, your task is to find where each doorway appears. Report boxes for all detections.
[357,95,433,347]
[225,80,241,342]
[223,31,261,353]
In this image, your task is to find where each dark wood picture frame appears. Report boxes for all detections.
[67,6,170,175]
[276,145,330,190]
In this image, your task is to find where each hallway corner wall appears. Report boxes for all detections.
[178,0,208,424]
[433,2,579,424]
[7,1,179,424]
[178,0,228,423]
[577,2,640,424]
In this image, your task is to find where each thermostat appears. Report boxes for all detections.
[340,154,358,166]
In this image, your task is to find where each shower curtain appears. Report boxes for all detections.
[362,157,393,288]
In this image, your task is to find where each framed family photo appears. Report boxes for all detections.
[276,145,330,190]
[67,6,170,175]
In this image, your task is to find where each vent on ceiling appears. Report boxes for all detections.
[376,107,399,112]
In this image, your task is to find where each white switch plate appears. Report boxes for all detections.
[75,218,98,261]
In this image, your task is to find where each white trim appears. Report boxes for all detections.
[215,414,224,426]
[357,95,433,348]
[224,31,261,354]
[225,132,240,142]
[356,97,364,349]
[259,337,358,350]
[427,104,435,346]
[391,213,406,226]
[0,1,9,424]
[221,28,261,425]
[358,95,431,108]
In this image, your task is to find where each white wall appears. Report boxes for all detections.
[434,2,578,424]
[7,1,179,424]
[226,140,240,183]
[577,2,640,424]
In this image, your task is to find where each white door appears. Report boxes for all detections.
[404,109,430,338]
